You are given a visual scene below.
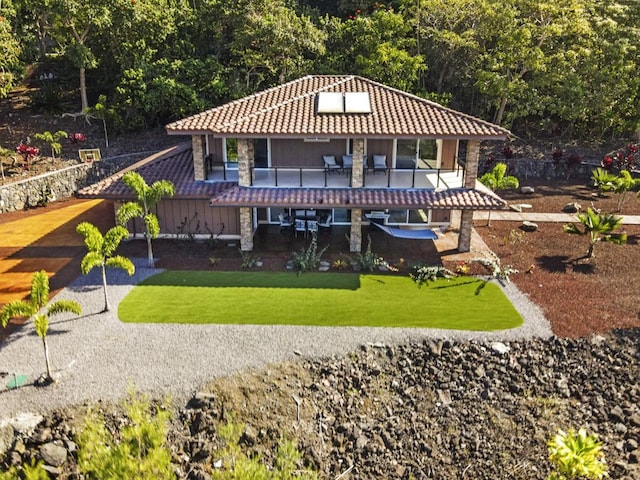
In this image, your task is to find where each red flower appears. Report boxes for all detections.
[69,132,86,143]
[601,156,613,170]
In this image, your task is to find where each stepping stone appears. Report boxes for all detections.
[521,221,538,232]
[521,186,535,194]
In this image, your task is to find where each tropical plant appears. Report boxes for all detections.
[547,428,608,480]
[479,162,519,225]
[473,251,518,284]
[77,390,174,480]
[350,235,381,271]
[609,170,640,212]
[33,130,68,159]
[291,231,328,273]
[116,172,175,267]
[563,208,626,258]
[76,222,135,312]
[16,143,40,170]
[410,264,455,287]
[590,167,616,197]
[238,249,262,268]
[0,271,82,383]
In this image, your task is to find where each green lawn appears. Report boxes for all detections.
[118,271,523,331]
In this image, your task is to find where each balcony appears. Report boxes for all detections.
[207,165,464,190]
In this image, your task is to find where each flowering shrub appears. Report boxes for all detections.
[566,152,582,166]
[501,144,514,159]
[455,261,470,275]
[552,148,564,163]
[69,132,87,143]
[16,143,40,169]
[602,143,637,172]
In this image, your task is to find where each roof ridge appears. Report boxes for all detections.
[216,75,356,130]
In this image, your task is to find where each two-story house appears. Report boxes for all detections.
[78,75,509,253]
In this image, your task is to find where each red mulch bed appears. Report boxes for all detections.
[479,178,640,337]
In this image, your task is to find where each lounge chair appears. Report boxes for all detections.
[323,155,341,173]
[372,155,388,174]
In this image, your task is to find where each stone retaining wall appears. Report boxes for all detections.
[0,154,147,213]
[502,159,600,180]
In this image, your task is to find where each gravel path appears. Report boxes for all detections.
[0,260,552,418]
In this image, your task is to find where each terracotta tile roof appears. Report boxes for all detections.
[208,186,507,210]
[76,143,237,200]
[166,75,509,139]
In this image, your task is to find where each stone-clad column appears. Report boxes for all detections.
[192,135,206,181]
[239,207,254,251]
[350,209,362,252]
[351,139,364,188]
[458,210,473,252]
[237,139,254,187]
[238,139,255,251]
[458,140,481,252]
[464,140,481,188]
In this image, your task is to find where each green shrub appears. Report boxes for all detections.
[76,391,174,480]
[211,421,319,480]
[547,428,608,480]
[0,460,49,480]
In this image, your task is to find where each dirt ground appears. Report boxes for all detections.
[479,178,640,337]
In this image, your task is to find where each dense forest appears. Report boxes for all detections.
[0,0,638,140]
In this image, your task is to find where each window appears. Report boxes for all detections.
[224,138,238,167]
[395,139,440,169]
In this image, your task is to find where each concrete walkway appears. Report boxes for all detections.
[474,210,640,225]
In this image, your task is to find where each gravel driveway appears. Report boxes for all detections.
[0,259,552,418]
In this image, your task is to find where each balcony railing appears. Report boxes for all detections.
[206,166,464,190]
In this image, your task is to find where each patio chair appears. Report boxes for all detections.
[306,219,319,235]
[295,218,307,237]
[278,212,293,229]
[323,155,341,173]
[342,155,353,172]
[319,213,332,229]
[372,154,388,174]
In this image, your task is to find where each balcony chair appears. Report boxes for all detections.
[323,155,341,173]
[342,155,353,172]
[295,219,307,237]
[372,155,388,174]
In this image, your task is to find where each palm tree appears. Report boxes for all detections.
[116,172,175,267]
[563,208,627,258]
[76,222,135,312]
[479,162,519,225]
[0,271,82,383]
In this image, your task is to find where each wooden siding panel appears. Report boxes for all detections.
[431,209,451,223]
[366,139,394,160]
[441,140,458,170]
[149,200,241,235]
[271,139,347,168]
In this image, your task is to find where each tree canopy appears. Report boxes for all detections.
[8,0,640,139]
